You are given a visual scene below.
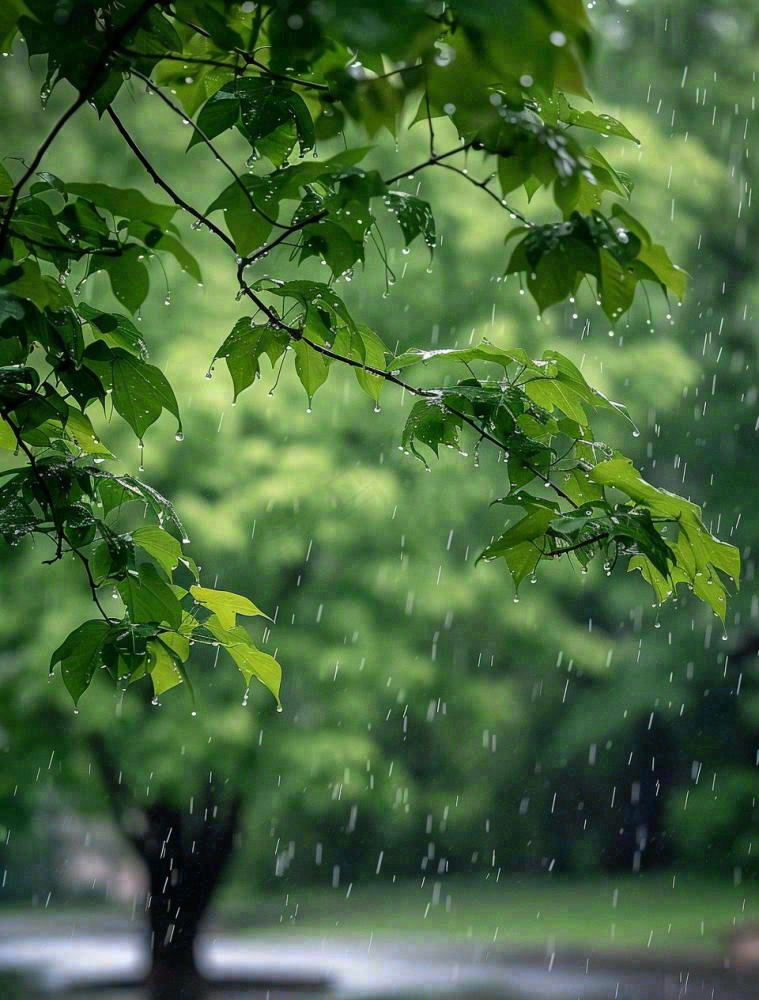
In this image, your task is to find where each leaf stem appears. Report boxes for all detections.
[544,531,609,557]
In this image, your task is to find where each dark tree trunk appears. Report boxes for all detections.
[88,736,241,998]
[142,795,241,998]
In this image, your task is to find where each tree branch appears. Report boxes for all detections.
[170,16,329,91]
[543,531,609,557]
[112,97,574,510]
[384,142,474,186]
[432,160,531,226]
[107,109,237,254]
[128,67,288,231]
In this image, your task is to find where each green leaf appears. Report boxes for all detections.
[479,503,556,562]
[191,77,315,157]
[299,220,363,278]
[97,474,188,541]
[599,248,636,321]
[0,163,13,198]
[401,398,463,464]
[501,540,542,591]
[188,88,239,145]
[65,183,178,229]
[118,563,182,630]
[390,341,525,373]
[206,615,282,706]
[589,456,739,620]
[384,191,436,252]
[524,376,588,425]
[160,611,196,663]
[78,303,148,359]
[129,222,202,284]
[50,620,111,705]
[213,319,288,401]
[62,407,112,457]
[190,584,270,628]
[98,351,181,440]
[133,525,182,578]
[0,259,72,311]
[557,94,639,143]
[205,175,280,256]
[293,339,330,404]
[0,293,27,329]
[89,246,150,314]
[636,242,687,301]
[252,279,356,332]
[333,324,388,404]
[147,638,184,697]
[0,418,17,451]
[13,197,71,249]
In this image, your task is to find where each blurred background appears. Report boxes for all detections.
[2,0,759,987]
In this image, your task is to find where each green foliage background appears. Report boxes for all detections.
[1,0,758,910]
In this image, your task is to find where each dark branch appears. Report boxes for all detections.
[128,67,288,231]
[111,93,571,510]
[107,109,237,253]
[170,16,329,91]
[544,531,609,557]
[433,160,532,226]
[384,142,474,186]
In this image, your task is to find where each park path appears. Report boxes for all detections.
[0,913,754,999]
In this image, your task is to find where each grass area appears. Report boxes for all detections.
[245,871,759,956]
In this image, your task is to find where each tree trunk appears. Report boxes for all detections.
[141,796,241,998]
[88,736,241,997]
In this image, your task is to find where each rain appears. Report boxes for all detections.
[0,3,758,1000]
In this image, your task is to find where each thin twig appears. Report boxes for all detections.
[118,48,243,73]
[385,142,474,185]
[73,548,115,622]
[433,160,531,226]
[425,89,435,157]
[241,208,328,266]
[170,15,329,91]
[112,85,568,508]
[9,230,126,258]
[129,67,288,230]
[107,109,237,253]
[544,532,609,557]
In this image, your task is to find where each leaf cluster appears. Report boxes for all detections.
[0,0,738,708]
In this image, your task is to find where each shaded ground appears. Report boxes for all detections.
[0,913,756,1000]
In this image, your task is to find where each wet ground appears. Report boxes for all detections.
[0,913,755,1000]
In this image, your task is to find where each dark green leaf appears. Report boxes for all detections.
[50,620,111,705]
[384,191,436,253]
[88,246,150,314]
[118,563,182,630]
[213,319,288,401]
[65,183,177,229]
